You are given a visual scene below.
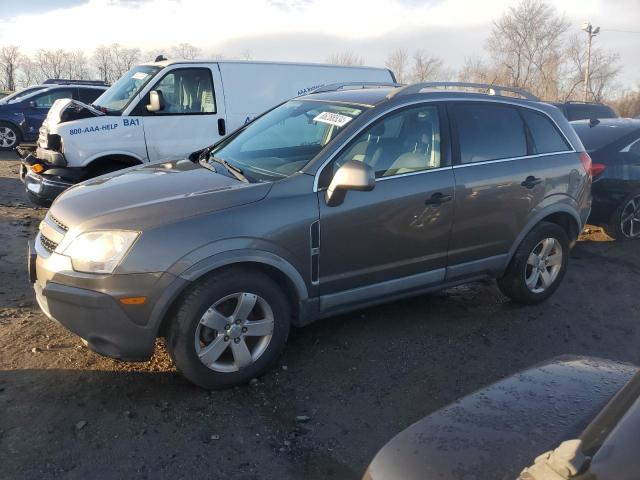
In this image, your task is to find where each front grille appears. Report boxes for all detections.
[40,234,59,253]
[48,214,68,232]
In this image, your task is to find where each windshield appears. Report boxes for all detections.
[211,100,366,182]
[2,86,47,104]
[93,65,161,113]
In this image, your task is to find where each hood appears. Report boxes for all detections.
[50,159,271,232]
[47,98,105,126]
[364,356,637,480]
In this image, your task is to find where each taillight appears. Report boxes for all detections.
[579,152,593,178]
[591,163,607,179]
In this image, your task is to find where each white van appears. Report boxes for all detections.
[20,59,395,204]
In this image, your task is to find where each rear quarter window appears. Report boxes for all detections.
[521,109,571,154]
[452,103,527,164]
[78,88,105,104]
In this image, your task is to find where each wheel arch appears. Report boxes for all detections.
[85,153,143,173]
[504,205,581,271]
[156,253,310,337]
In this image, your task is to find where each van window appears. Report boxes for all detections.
[153,68,216,114]
[452,103,527,164]
[334,105,442,178]
[521,109,570,154]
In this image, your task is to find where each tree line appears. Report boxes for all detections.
[0,0,638,116]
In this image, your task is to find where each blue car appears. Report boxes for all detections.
[0,82,107,150]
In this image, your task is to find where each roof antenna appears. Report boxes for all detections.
[155,54,167,62]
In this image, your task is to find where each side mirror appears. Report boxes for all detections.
[146,90,165,113]
[325,160,375,207]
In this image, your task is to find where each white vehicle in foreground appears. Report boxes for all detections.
[19,59,395,204]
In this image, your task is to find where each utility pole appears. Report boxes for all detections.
[581,22,600,102]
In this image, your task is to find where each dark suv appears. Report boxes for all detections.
[552,101,618,121]
[30,82,592,388]
[0,81,107,150]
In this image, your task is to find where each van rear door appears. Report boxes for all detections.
[139,65,226,162]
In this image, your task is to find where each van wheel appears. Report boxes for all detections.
[498,222,569,304]
[602,193,640,240]
[167,267,291,389]
[0,122,21,150]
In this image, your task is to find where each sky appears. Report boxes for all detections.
[0,0,639,87]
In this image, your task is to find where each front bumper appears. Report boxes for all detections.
[20,152,79,205]
[31,237,188,361]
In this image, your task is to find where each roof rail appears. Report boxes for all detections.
[43,79,110,87]
[309,82,402,95]
[386,82,539,101]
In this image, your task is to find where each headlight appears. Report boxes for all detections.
[63,230,139,274]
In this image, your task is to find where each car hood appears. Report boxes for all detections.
[364,356,637,480]
[50,159,271,232]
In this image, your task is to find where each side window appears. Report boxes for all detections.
[32,89,74,108]
[78,88,104,104]
[521,109,570,154]
[334,105,442,179]
[452,103,527,164]
[153,68,216,114]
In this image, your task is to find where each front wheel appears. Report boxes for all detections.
[0,123,21,150]
[498,222,570,305]
[603,193,640,240]
[167,267,291,389]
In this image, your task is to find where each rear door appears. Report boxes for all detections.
[140,65,226,162]
[447,102,574,278]
[317,103,455,297]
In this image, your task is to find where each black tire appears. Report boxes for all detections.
[498,222,570,305]
[602,192,640,241]
[0,122,21,151]
[167,267,291,389]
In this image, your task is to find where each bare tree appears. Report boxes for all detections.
[171,43,201,60]
[209,52,225,60]
[0,45,21,90]
[487,0,569,98]
[611,88,640,118]
[385,48,409,83]
[35,49,68,80]
[93,45,112,83]
[457,55,496,84]
[327,51,364,66]
[410,50,445,82]
[110,44,140,81]
[18,57,43,87]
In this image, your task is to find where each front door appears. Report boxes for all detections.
[140,66,225,162]
[317,104,455,297]
[23,87,75,139]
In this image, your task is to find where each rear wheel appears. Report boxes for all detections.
[167,267,291,389]
[603,193,640,240]
[498,222,569,304]
[0,123,21,150]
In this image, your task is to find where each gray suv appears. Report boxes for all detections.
[30,82,592,389]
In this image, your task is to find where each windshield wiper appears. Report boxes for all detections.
[210,156,249,183]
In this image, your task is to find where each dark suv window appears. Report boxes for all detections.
[78,88,104,104]
[452,103,527,164]
[334,105,442,178]
[566,104,617,121]
[521,109,570,154]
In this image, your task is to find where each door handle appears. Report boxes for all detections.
[521,176,543,189]
[425,192,453,206]
[218,118,226,136]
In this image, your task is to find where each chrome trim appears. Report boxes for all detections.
[621,137,640,153]
[376,166,452,182]
[452,150,574,169]
[312,97,575,192]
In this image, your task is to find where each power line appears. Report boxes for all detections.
[601,29,640,34]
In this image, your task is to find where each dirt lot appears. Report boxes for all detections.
[1,150,638,479]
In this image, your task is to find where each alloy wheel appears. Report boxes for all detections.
[620,195,640,239]
[525,238,563,294]
[0,127,17,148]
[194,292,274,373]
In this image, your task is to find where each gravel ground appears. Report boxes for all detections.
[1,150,639,479]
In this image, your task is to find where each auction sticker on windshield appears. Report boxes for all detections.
[313,111,354,128]
[132,72,149,80]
